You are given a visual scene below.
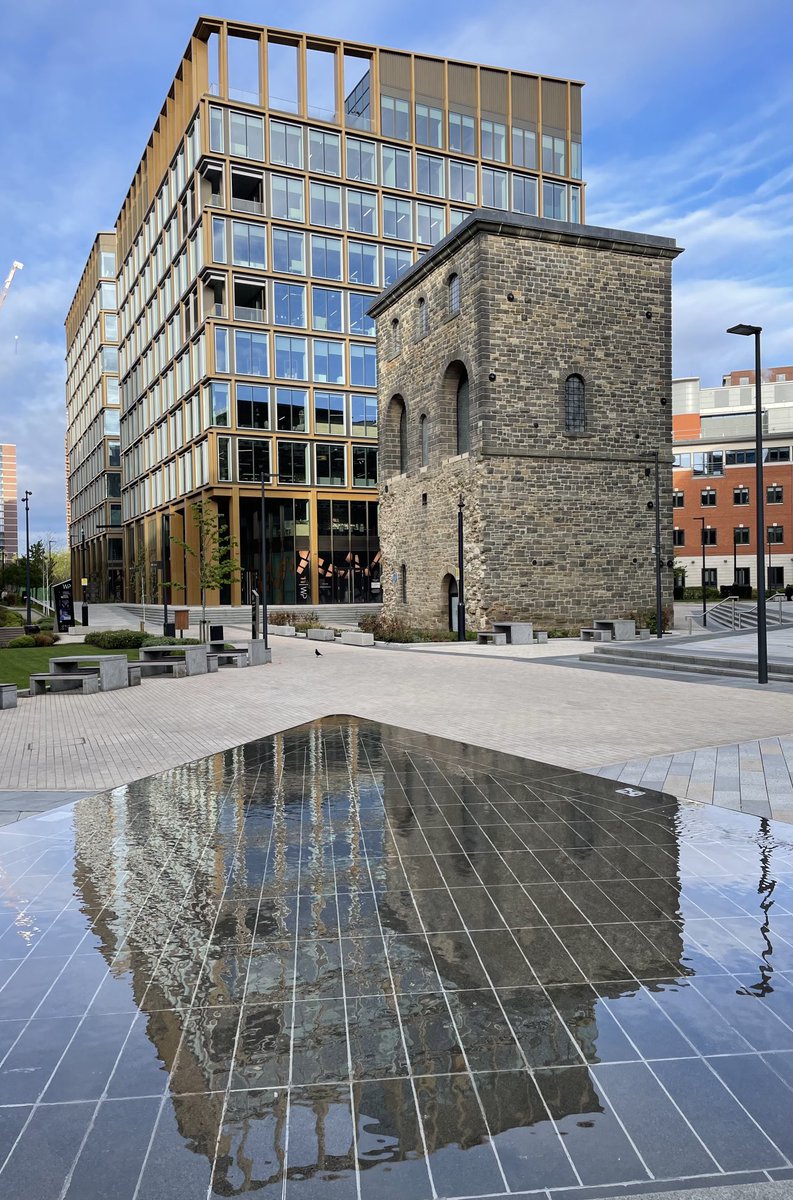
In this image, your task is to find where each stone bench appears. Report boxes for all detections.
[127,663,142,686]
[49,654,129,692]
[307,628,335,642]
[593,618,636,642]
[139,645,207,676]
[0,684,18,709]
[136,659,187,680]
[580,628,612,642]
[492,621,534,645]
[340,631,374,646]
[477,631,508,646]
[29,672,101,696]
[209,649,248,669]
[535,632,549,644]
[637,628,652,641]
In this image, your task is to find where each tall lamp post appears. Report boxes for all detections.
[727,323,768,685]
[80,527,89,627]
[260,469,269,650]
[693,516,707,629]
[456,495,466,641]
[22,491,32,628]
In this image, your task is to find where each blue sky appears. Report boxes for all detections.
[0,0,790,543]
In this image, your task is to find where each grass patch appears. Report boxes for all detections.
[0,644,140,691]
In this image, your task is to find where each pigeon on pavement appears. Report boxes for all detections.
[315,649,322,657]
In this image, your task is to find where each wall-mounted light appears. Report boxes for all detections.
[488,372,496,382]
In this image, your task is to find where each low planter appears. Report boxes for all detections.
[267,624,295,637]
[339,631,375,647]
[307,628,335,642]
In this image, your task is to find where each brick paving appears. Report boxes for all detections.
[1,635,793,822]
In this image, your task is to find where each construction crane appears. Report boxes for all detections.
[0,262,23,313]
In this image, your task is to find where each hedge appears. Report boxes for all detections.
[85,630,203,649]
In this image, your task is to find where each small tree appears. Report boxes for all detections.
[129,542,160,624]
[172,500,240,630]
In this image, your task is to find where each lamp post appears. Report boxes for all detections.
[456,494,466,641]
[80,527,89,626]
[22,491,32,628]
[727,323,767,684]
[260,468,269,649]
[733,529,739,589]
[693,516,707,628]
[652,451,663,639]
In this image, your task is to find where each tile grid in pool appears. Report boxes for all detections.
[0,717,790,1199]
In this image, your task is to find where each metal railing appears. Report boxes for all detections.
[704,591,792,631]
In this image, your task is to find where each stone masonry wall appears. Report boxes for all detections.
[374,218,678,630]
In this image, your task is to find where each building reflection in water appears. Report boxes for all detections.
[68,715,783,1195]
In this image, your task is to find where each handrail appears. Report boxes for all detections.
[703,595,738,629]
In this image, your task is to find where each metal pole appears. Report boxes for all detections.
[653,452,663,638]
[23,491,32,627]
[733,532,738,588]
[261,469,269,649]
[694,516,706,628]
[754,331,768,683]
[162,515,169,636]
[81,527,88,626]
[456,495,466,641]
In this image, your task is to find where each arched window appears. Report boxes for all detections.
[391,317,401,357]
[420,414,429,466]
[448,273,461,315]
[417,297,428,338]
[400,563,407,603]
[564,374,586,434]
[399,404,408,472]
[456,371,470,454]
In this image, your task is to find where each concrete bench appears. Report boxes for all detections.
[637,628,652,641]
[50,654,129,691]
[307,628,335,642]
[29,672,101,696]
[136,659,187,680]
[580,628,612,642]
[339,631,374,646]
[593,619,636,642]
[127,663,142,686]
[0,684,18,709]
[139,645,207,676]
[212,649,248,668]
[535,632,549,644]
[477,631,508,646]
[492,622,534,645]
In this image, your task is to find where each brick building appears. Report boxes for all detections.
[672,367,793,591]
[369,210,681,631]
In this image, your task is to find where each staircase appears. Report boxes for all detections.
[582,642,793,684]
[119,602,381,630]
[697,594,793,633]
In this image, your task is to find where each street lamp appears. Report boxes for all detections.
[80,527,88,627]
[727,323,767,684]
[693,516,707,629]
[456,495,466,641]
[21,491,32,628]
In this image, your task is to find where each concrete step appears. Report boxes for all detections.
[586,645,793,683]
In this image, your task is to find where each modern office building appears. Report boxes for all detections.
[68,19,585,606]
[65,233,123,602]
[371,210,679,630]
[0,443,18,559]
[672,367,793,591]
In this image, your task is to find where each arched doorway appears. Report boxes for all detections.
[442,573,458,631]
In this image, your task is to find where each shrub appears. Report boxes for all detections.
[85,630,147,649]
[6,635,36,648]
[141,635,203,647]
[0,606,24,628]
[33,633,58,647]
[682,587,721,602]
[358,613,414,642]
[625,606,674,634]
[269,610,319,628]
[38,617,54,631]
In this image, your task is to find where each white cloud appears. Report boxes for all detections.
[673,279,793,385]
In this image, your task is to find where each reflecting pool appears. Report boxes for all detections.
[0,718,791,1198]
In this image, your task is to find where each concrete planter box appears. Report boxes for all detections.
[268,624,295,637]
[308,628,335,642]
[339,631,375,647]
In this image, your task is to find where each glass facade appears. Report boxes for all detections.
[104,23,584,606]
